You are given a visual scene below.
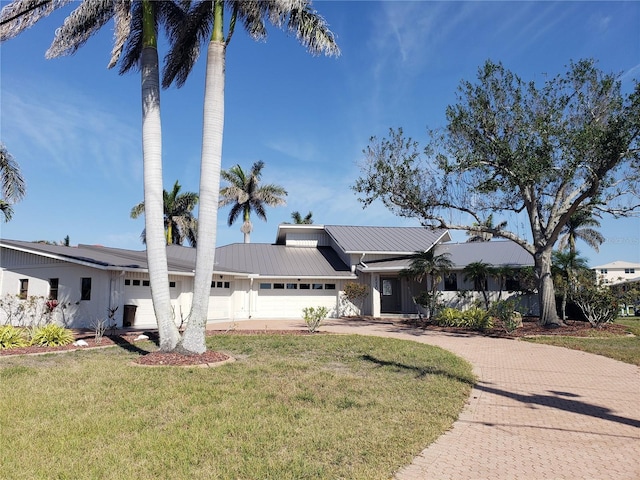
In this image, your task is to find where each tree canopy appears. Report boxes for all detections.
[354,59,640,326]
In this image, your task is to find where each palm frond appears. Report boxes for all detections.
[46,0,115,59]
[0,143,26,201]
[0,200,14,222]
[0,0,71,42]
[130,201,145,218]
[162,0,212,88]
[108,0,132,69]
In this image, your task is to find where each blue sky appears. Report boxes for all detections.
[1,0,639,266]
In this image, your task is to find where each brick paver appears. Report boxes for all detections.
[210,318,640,480]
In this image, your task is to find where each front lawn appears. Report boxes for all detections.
[0,334,474,480]
[522,318,640,366]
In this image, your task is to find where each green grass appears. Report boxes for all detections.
[523,317,640,366]
[0,334,474,480]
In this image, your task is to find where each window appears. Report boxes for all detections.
[143,280,150,287]
[81,277,92,301]
[286,283,298,289]
[274,283,285,289]
[49,278,59,300]
[325,283,336,290]
[19,279,29,299]
[132,279,141,286]
[312,283,323,290]
[600,269,608,274]
[125,279,131,286]
[444,273,457,292]
[625,268,635,274]
[505,275,520,292]
[300,283,310,290]
[260,283,272,290]
[169,281,176,288]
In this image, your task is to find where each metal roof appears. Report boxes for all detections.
[324,225,450,254]
[1,239,353,278]
[434,241,534,269]
[358,241,533,272]
[214,244,353,278]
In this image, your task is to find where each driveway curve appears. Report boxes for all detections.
[211,318,640,480]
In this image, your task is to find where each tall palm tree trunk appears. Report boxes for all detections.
[181,39,225,354]
[140,5,179,351]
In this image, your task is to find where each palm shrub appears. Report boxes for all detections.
[462,307,493,331]
[435,307,464,326]
[0,325,28,349]
[29,324,74,347]
[302,306,329,333]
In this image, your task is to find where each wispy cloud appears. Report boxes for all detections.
[265,137,319,163]
[2,78,142,184]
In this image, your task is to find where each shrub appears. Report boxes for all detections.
[91,318,107,345]
[573,285,618,327]
[490,299,523,333]
[435,307,464,326]
[0,325,28,349]
[29,324,75,347]
[462,307,493,331]
[302,306,329,333]
[343,282,369,315]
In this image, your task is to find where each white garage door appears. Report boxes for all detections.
[255,282,339,318]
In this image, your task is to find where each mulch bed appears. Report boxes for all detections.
[0,322,630,366]
[400,317,630,338]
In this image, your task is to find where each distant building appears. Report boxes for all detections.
[591,261,640,285]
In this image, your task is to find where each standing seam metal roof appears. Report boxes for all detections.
[324,225,449,253]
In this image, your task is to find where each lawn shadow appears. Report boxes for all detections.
[361,354,474,385]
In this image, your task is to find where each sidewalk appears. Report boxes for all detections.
[210,318,640,480]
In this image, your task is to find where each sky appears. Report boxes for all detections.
[1,0,639,267]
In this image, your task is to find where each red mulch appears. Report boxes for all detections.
[401,317,630,338]
[0,322,630,366]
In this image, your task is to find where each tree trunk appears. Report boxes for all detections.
[535,249,563,327]
[140,45,180,352]
[181,40,226,354]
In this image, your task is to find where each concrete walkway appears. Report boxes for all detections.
[210,318,640,480]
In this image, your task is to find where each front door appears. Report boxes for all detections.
[380,277,401,313]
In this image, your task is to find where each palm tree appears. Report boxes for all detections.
[552,249,589,322]
[463,261,492,309]
[491,265,517,301]
[131,180,199,246]
[401,249,454,320]
[0,143,26,222]
[558,208,604,256]
[291,211,313,224]
[162,0,339,354]
[219,161,287,243]
[1,0,187,351]
[466,214,507,242]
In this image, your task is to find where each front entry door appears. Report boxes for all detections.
[380,277,401,313]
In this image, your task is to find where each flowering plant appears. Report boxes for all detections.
[45,299,59,313]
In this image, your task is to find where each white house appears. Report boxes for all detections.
[0,224,536,329]
[592,260,640,285]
